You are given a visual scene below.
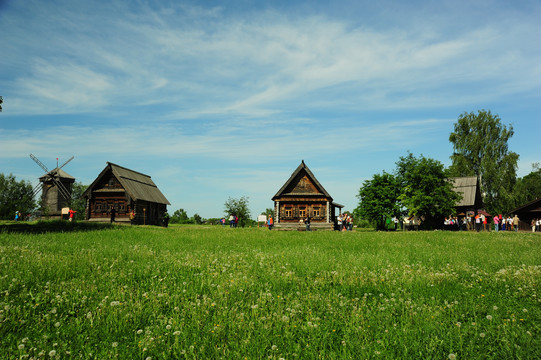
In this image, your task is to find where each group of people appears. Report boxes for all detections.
[444,213,521,232]
[337,213,353,231]
[492,214,520,232]
[227,214,239,228]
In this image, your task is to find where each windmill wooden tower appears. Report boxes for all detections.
[30,154,75,217]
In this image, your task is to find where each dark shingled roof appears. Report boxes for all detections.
[84,162,170,205]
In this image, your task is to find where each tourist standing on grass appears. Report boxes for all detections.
[110,206,116,223]
[531,219,536,233]
[229,214,235,228]
[475,214,481,232]
[513,214,519,232]
[305,216,311,231]
[14,210,20,221]
[68,208,76,222]
[337,214,343,231]
[130,209,136,225]
[268,215,273,230]
[494,215,499,232]
[163,212,170,227]
[507,216,513,231]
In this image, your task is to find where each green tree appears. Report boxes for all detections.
[261,208,275,219]
[170,208,189,224]
[0,173,35,220]
[512,163,541,208]
[355,172,401,230]
[224,196,251,227]
[192,213,203,225]
[396,153,460,229]
[70,182,88,220]
[449,110,519,213]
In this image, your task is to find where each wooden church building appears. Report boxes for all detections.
[272,161,343,230]
[83,162,170,225]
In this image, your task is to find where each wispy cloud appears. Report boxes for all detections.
[4,1,540,120]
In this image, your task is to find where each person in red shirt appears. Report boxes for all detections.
[68,209,76,222]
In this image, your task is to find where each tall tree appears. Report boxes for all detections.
[396,153,460,229]
[449,110,519,213]
[224,196,251,227]
[0,173,35,220]
[355,172,401,230]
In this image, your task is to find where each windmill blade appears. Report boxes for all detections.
[58,156,74,171]
[50,175,72,203]
[30,183,42,198]
[30,154,50,173]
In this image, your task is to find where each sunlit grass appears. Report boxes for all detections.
[1,224,539,359]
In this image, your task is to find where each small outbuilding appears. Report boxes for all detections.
[451,176,484,214]
[509,198,541,231]
[272,161,343,230]
[83,162,170,225]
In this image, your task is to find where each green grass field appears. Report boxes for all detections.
[1,222,539,359]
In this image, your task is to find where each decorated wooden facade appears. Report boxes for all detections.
[272,161,343,230]
[83,162,170,225]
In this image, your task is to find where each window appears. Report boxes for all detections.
[285,208,292,217]
[313,208,320,217]
[299,209,306,217]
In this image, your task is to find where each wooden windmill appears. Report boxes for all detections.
[30,154,75,216]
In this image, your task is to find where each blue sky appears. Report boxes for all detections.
[1,0,540,219]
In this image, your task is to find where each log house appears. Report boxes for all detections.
[83,162,170,225]
[272,161,343,230]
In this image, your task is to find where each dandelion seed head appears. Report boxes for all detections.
[486,315,493,320]
[49,349,56,357]
[112,342,118,348]
[448,354,456,360]
[479,333,486,338]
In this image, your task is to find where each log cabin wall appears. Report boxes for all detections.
[88,170,130,220]
[276,198,329,223]
[84,162,171,224]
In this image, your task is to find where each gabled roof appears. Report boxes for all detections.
[510,197,541,214]
[40,168,75,181]
[83,162,170,205]
[272,161,333,201]
[451,176,481,207]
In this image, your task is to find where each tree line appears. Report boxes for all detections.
[355,110,540,230]
[2,110,539,224]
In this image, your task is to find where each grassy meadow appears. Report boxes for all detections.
[0,222,540,359]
